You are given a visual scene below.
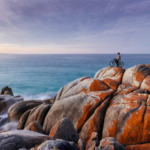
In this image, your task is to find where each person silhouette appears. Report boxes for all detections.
[115,53,121,67]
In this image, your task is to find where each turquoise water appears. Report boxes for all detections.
[0,54,150,100]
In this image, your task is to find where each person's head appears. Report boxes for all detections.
[118,52,120,55]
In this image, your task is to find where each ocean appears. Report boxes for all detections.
[0,54,150,100]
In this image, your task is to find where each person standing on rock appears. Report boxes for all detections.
[115,53,121,67]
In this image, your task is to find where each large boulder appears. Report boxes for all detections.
[24,121,44,134]
[43,89,114,135]
[8,100,43,121]
[94,67,125,90]
[37,139,79,150]
[0,130,51,150]
[0,86,14,96]
[102,91,150,146]
[122,64,150,89]
[49,117,79,143]
[54,77,109,102]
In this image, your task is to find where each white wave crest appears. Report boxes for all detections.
[14,92,56,100]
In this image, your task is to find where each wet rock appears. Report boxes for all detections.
[0,130,51,150]
[0,122,18,132]
[0,95,23,116]
[37,139,79,150]
[8,100,43,121]
[0,116,8,129]
[49,117,79,143]
[24,121,44,134]
[0,86,14,96]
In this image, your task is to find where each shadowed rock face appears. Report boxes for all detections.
[49,117,79,143]
[0,86,14,96]
[0,130,51,150]
[8,100,43,122]
[17,64,150,149]
[0,95,23,116]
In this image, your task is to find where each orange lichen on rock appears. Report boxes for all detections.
[79,98,110,146]
[89,79,108,91]
[76,99,100,132]
[49,121,59,138]
[117,102,146,145]
[126,144,150,150]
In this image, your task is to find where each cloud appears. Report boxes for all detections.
[0,0,150,53]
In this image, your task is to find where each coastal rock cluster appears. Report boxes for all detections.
[1,64,150,150]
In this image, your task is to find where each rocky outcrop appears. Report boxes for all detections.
[8,100,43,121]
[15,64,150,150]
[0,130,51,150]
[0,86,14,96]
[49,117,79,143]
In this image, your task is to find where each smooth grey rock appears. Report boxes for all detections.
[37,139,79,150]
[8,100,43,121]
[0,130,51,150]
[50,117,78,143]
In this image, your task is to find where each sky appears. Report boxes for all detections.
[0,0,150,54]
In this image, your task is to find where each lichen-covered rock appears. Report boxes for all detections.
[0,130,51,150]
[55,77,109,102]
[37,139,79,150]
[24,121,44,134]
[16,65,150,150]
[79,98,111,145]
[102,92,150,146]
[94,67,125,90]
[122,64,150,88]
[43,90,114,135]
[8,100,43,121]
[49,117,79,143]
[85,132,99,150]
[126,143,150,150]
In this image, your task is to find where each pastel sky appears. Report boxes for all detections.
[0,0,150,54]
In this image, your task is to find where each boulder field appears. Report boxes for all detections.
[1,64,150,150]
